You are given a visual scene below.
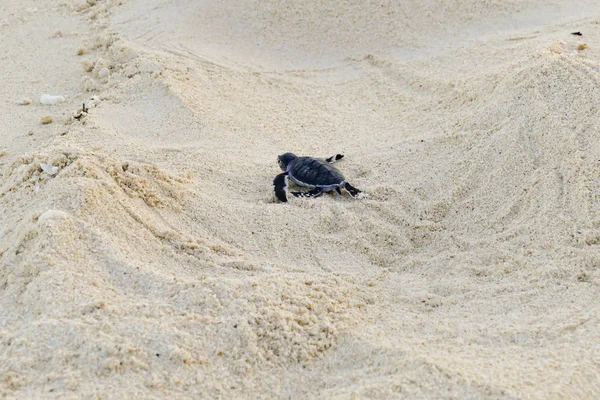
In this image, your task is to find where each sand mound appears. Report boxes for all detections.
[2,0,600,398]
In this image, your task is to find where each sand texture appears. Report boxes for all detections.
[2,0,600,398]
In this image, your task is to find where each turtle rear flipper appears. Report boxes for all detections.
[325,154,344,163]
[344,182,361,198]
[292,188,324,199]
[273,173,289,202]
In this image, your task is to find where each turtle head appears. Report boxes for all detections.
[277,153,297,171]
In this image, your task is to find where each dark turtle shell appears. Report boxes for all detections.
[288,157,345,187]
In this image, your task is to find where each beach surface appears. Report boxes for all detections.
[2,0,600,398]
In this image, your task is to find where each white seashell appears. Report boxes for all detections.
[40,94,65,105]
[40,163,58,175]
[17,98,32,105]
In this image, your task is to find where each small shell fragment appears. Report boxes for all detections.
[549,42,565,54]
[17,98,32,105]
[40,94,66,105]
[40,163,58,175]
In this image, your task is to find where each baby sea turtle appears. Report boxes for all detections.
[273,153,361,202]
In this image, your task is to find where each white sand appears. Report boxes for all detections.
[2,0,600,398]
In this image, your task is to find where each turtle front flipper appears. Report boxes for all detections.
[325,154,344,163]
[292,188,324,199]
[273,173,289,202]
[344,182,361,198]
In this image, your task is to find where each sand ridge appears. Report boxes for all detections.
[1,0,600,398]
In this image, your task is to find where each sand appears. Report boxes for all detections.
[1,0,600,398]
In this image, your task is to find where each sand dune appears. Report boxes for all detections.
[1,0,600,398]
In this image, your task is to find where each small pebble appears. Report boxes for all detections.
[577,44,588,51]
[17,98,32,105]
[40,116,53,125]
[98,67,110,79]
[77,47,88,56]
[40,94,65,105]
